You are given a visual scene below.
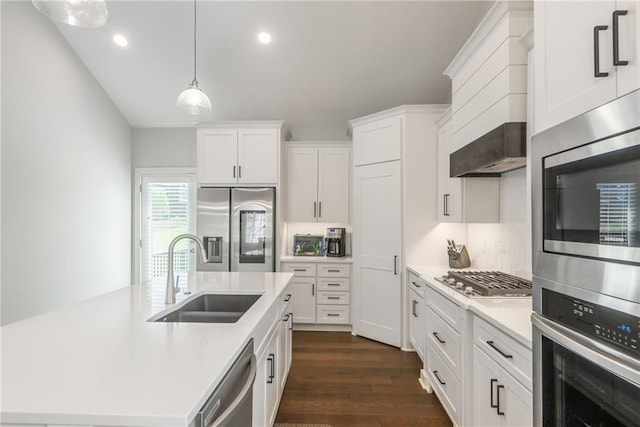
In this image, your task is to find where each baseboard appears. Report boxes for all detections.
[293,323,352,332]
[418,368,432,393]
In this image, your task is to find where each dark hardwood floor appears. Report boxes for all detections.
[275,331,453,427]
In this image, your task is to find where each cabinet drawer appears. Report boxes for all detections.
[408,271,425,298]
[317,277,350,291]
[426,342,460,424]
[426,306,461,376]
[426,286,461,331]
[317,291,350,305]
[474,316,532,386]
[316,305,350,324]
[317,263,351,278]
[282,263,317,277]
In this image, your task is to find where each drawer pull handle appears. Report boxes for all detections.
[284,294,292,302]
[433,370,446,385]
[496,384,505,416]
[327,269,340,273]
[327,283,341,286]
[327,313,340,317]
[613,10,629,66]
[293,269,306,272]
[432,332,446,344]
[283,314,290,321]
[490,379,498,409]
[593,25,609,77]
[487,340,513,359]
[411,280,421,288]
[327,296,340,300]
[289,312,293,330]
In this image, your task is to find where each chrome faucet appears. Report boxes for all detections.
[166,234,208,304]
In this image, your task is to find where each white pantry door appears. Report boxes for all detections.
[352,160,402,347]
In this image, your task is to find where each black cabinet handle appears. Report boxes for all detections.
[393,255,398,275]
[443,193,451,216]
[293,268,306,272]
[594,25,609,77]
[318,201,322,218]
[487,340,513,359]
[283,314,290,321]
[411,280,421,288]
[233,165,236,178]
[284,294,292,302]
[412,300,418,317]
[433,332,446,344]
[327,313,340,317]
[313,201,317,218]
[327,269,340,273]
[327,283,340,287]
[490,379,498,409]
[497,384,505,415]
[433,370,446,385]
[312,283,315,296]
[238,165,242,178]
[613,10,629,66]
[327,296,340,300]
[266,354,275,383]
[289,312,293,330]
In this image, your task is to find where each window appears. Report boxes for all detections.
[138,172,196,282]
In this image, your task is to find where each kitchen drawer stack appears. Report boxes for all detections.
[425,286,464,425]
[472,315,532,425]
[282,262,351,325]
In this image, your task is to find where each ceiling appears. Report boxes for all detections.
[55,1,492,135]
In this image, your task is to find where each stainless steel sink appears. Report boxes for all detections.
[152,294,261,323]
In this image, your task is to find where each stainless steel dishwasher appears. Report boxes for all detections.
[193,339,256,427]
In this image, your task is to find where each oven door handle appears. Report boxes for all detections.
[532,313,640,385]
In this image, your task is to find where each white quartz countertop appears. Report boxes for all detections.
[407,265,533,348]
[1,272,293,427]
[279,255,353,263]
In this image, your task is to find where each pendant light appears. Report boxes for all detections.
[32,0,108,29]
[176,0,212,115]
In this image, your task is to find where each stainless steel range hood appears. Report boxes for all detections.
[450,122,527,177]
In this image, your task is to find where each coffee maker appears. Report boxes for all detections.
[325,228,346,257]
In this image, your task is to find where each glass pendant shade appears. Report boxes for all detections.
[176,81,212,115]
[32,0,108,28]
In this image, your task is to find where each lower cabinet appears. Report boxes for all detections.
[473,345,532,426]
[282,262,351,325]
[253,289,293,427]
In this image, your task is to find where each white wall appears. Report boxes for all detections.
[132,128,196,168]
[1,2,132,325]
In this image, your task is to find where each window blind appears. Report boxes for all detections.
[598,183,637,246]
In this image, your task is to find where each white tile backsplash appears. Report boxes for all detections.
[466,168,532,277]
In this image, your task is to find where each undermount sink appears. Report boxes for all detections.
[152,294,261,323]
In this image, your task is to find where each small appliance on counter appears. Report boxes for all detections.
[325,227,346,257]
[447,239,470,268]
[293,234,324,256]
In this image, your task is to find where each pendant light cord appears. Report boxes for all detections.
[193,0,197,84]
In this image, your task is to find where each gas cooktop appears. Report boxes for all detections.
[434,270,532,298]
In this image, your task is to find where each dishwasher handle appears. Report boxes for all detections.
[204,353,257,427]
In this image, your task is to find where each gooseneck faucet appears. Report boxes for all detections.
[166,234,208,304]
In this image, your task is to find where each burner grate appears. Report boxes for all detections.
[446,270,532,296]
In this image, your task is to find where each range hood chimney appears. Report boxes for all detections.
[449,122,526,177]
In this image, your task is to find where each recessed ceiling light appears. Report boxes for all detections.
[258,32,271,45]
[113,33,128,48]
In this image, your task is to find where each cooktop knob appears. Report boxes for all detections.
[447,278,456,286]
[456,281,464,289]
[464,286,473,295]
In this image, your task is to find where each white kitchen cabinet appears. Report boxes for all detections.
[197,123,284,185]
[408,272,426,362]
[285,143,350,223]
[282,262,351,325]
[350,105,445,349]
[436,108,500,223]
[254,325,280,427]
[473,344,533,427]
[534,0,640,134]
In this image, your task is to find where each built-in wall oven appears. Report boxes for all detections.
[532,89,640,426]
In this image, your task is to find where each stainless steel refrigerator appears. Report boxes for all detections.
[197,187,275,272]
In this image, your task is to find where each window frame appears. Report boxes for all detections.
[133,167,197,284]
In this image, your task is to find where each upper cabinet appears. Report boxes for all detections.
[534,0,639,134]
[351,116,402,166]
[285,143,351,223]
[436,109,500,223]
[197,122,285,185]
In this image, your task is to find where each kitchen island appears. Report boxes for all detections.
[1,272,293,427]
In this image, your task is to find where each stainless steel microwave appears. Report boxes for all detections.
[532,89,640,304]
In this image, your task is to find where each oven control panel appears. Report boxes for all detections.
[542,289,640,358]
